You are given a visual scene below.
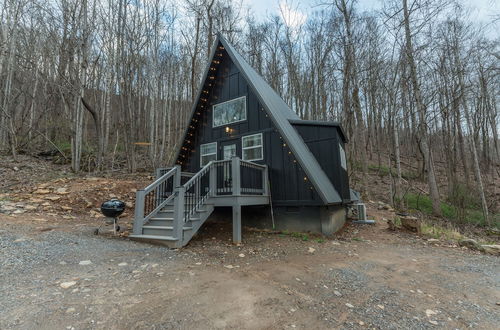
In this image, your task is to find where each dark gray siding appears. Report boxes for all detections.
[292,124,350,202]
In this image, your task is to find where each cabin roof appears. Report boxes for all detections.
[177,34,343,204]
[289,119,348,143]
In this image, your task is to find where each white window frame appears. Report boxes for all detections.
[242,133,263,161]
[200,142,217,167]
[212,96,247,128]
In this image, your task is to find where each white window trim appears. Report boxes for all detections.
[242,133,263,161]
[212,96,247,128]
[200,142,217,166]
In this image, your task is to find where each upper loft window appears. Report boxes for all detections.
[212,96,246,127]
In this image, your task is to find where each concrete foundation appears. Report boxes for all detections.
[207,205,346,236]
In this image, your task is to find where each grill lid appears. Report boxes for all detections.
[100,199,125,218]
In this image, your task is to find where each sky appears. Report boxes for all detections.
[241,0,499,32]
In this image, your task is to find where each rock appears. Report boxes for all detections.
[377,304,384,310]
[66,308,76,314]
[425,309,437,317]
[358,321,365,326]
[34,189,50,194]
[61,206,72,211]
[224,265,234,269]
[458,238,483,251]
[24,205,38,211]
[13,166,19,171]
[60,281,77,289]
[480,244,500,256]
[334,290,342,297]
[308,247,316,253]
[56,188,69,194]
[45,196,61,201]
[428,320,438,325]
[14,238,27,242]
[118,262,128,267]
[401,216,421,233]
[345,303,354,308]
[238,253,245,258]
[125,201,134,208]
[79,260,92,266]
[13,209,25,214]
[387,219,396,231]
[427,238,439,243]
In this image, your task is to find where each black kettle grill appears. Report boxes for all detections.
[94,199,126,235]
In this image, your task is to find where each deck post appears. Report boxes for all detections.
[174,165,181,188]
[232,204,241,244]
[133,190,145,235]
[209,164,217,196]
[231,157,241,196]
[173,186,185,242]
[262,165,269,195]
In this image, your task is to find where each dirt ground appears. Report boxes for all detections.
[1,209,499,329]
[1,156,499,329]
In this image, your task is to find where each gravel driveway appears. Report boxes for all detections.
[1,214,499,329]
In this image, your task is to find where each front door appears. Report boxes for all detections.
[218,139,240,194]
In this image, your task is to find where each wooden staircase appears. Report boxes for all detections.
[130,158,269,248]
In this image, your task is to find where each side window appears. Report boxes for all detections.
[200,142,217,166]
[242,133,263,161]
[339,142,347,170]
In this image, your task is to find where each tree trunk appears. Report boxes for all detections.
[402,0,441,215]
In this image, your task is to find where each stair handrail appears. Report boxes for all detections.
[133,166,180,235]
[182,161,216,221]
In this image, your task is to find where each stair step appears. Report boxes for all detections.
[142,225,192,231]
[151,217,174,221]
[129,234,177,241]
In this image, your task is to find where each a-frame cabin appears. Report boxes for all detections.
[131,34,353,247]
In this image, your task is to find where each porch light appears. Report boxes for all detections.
[225,126,232,133]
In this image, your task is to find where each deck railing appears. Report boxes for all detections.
[134,158,268,238]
